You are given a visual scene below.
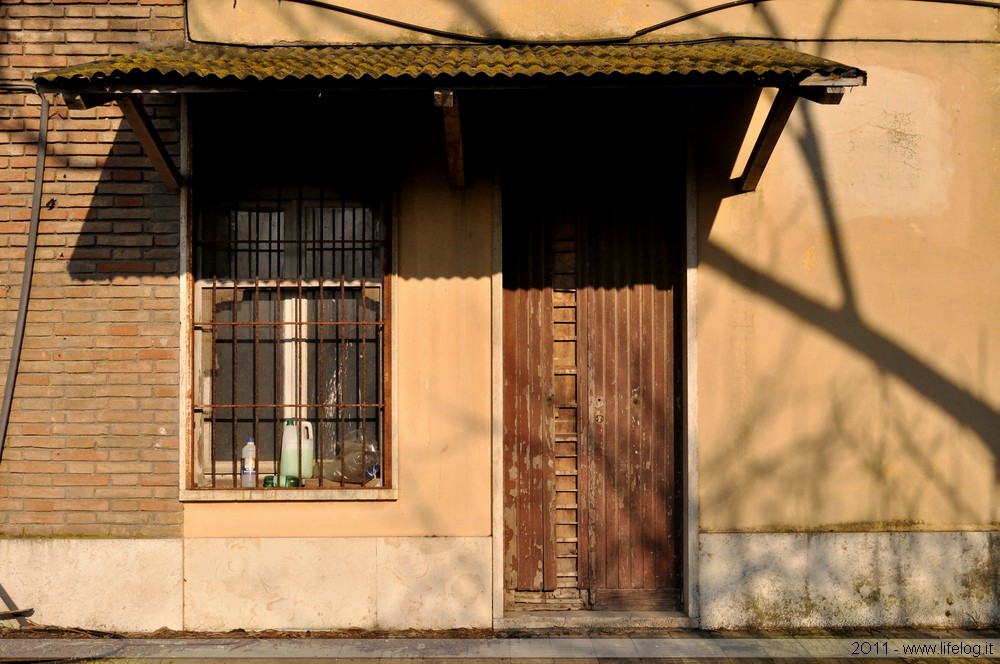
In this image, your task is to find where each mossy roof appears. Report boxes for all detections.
[35,42,865,92]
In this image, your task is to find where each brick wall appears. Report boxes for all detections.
[0,1,186,536]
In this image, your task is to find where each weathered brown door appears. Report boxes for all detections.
[503,208,554,602]
[503,189,682,611]
[580,209,682,610]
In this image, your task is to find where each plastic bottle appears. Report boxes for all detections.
[240,438,257,488]
[279,419,314,480]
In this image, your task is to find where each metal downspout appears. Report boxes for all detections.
[0,86,49,464]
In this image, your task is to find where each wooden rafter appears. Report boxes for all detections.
[738,87,799,193]
[115,94,183,193]
[738,72,865,192]
[434,89,466,190]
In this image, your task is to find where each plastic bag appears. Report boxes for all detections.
[321,430,380,485]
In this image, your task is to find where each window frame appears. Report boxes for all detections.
[178,100,398,502]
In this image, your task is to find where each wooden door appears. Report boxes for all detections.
[503,201,588,608]
[503,192,682,611]
[580,209,682,611]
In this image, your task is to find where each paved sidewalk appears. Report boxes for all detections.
[2,628,1000,662]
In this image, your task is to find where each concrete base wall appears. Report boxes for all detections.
[183,536,492,631]
[700,532,1000,629]
[0,537,491,632]
[0,539,184,632]
[8,533,1000,631]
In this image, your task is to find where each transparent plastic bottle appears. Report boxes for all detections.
[240,438,257,488]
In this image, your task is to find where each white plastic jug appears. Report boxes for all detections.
[279,419,314,480]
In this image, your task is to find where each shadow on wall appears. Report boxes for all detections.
[692,4,1000,514]
[59,96,182,284]
[62,89,500,283]
[691,0,1000,628]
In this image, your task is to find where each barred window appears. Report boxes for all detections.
[190,185,390,491]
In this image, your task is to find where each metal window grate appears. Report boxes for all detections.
[192,186,388,489]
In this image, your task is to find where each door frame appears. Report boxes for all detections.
[491,123,701,624]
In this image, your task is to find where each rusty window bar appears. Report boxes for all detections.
[252,276,261,484]
[317,279,326,485]
[193,187,386,491]
[230,279,239,483]
[209,277,218,487]
[337,277,346,487]
[193,286,385,488]
[360,275,368,486]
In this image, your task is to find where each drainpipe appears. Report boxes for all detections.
[0,85,49,463]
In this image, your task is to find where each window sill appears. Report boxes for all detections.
[179,487,398,502]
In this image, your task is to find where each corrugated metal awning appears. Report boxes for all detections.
[32,41,866,195]
[34,42,865,93]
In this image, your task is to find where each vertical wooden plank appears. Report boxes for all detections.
[539,218,558,591]
[606,219,622,590]
[587,217,608,595]
[522,213,542,589]
[664,282,677,583]
[626,216,643,591]
[503,202,558,594]
[640,214,667,593]
[503,205,530,591]
[661,240,677,587]
[632,217,649,591]
[642,215,662,590]
[603,218,621,593]
[502,281,517,592]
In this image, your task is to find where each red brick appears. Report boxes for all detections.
[138,500,177,511]
[9,513,63,525]
[18,447,55,460]
[62,499,109,511]
[6,460,65,474]
[54,475,109,487]
[22,499,55,512]
[53,449,109,462]
[109,324,139,336]
[8,486,64,499]
[65,512,98,524]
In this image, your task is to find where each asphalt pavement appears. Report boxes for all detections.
[2,626,1000,662]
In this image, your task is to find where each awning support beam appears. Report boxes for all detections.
[434,89,466,190]
[737,72,864,192]
[115,95,183,193]
[737,87,799,193]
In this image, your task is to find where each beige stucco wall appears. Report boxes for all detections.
[180,1,1000,536]
[697,41,1000,531]
[184,156,495,538]
[174,0,1000,629]
[187,0,995,45]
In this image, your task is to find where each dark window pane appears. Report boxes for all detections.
[193,186,388,489]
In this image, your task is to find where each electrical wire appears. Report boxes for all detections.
[262,0,1000,47]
